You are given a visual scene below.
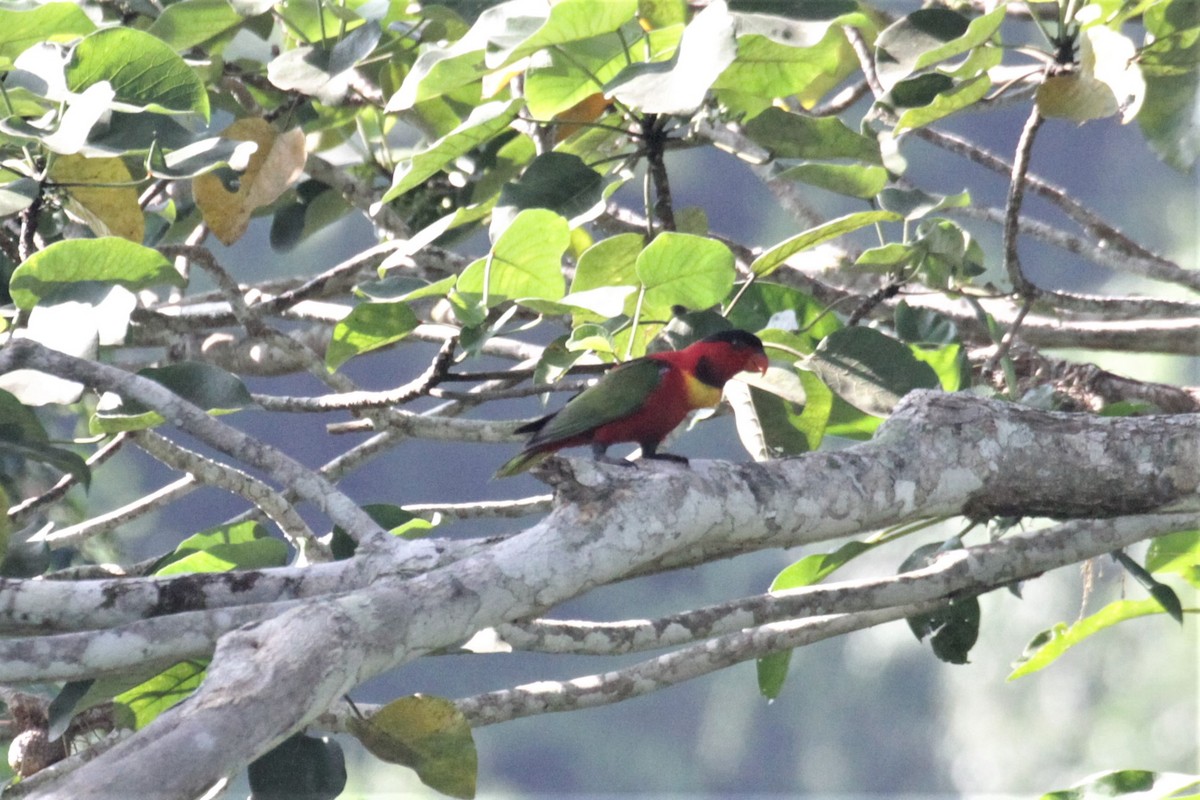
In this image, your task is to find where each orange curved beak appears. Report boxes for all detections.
[746,351,770,375]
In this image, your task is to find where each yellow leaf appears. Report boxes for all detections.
[192,118,306,245]
[1036,73,1118,121]
[348,694,477,799]
[49,155,144,243]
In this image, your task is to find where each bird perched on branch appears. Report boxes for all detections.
[496,329,769,477]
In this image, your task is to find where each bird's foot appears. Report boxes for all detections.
[593,454,637,468]
[641,452,689,466]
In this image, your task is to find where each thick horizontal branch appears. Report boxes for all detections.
[494,511,1199,655]
[458,602,941,727]
[0,561,359,635]
[33,392,1200,798]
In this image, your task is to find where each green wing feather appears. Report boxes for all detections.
[528,358,667,446]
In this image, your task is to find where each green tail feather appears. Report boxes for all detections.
[493,448,552,478]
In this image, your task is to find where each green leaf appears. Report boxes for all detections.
[349,694,477,800]
[494,152,604,231]
[732,361,833,459]
[0,3,96,70]
[901,542,979,664]
[636,232,735,319]
[153,538,287,576]
[777,162,890,199]
[783,540,878,589]
[66,28,210,119]
[326,301,420,371]
[744,107,882,163]
[894,301,959,345]
[330,504,435,559]
[485,0,637,68]
[606,0,737,114]
[756,538,877,697]
[524,32,635,117]
[756,650,792,700]
[1137,0,1200,171]
[9,238,184,310]
[383,99,522,201]
[894,73,991,132]
[875,6,1005,91]
[114,660,208,729]
[886,73,954,107]
[1008,597,1168,680]
[151,520,285,575]
[389,43,486,111]
[1111,549,1184,623]
[1041,769,1200,800]
[726,283,841,352]
[93,362,252,432]
[571,233,642,294]
[1145,529,1200,586]
[877,187,970,219]
[456,208,568,309]
[908,595,979,664]
[751,210,899,277]
[248,733,347,800]
[0,389,90,487]
[806,326,940,416]
[47,679,95,741]
[910,343,967,392]
[148,0,244,51]
[822,391,883,439]
[711,28,845,101]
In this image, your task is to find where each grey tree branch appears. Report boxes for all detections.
[27,391,1199,799]
[0,339,416,562]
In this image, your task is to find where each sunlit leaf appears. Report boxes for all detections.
[66,28,210,118]
[0,4,94,69]
[1040,769,1200,800]
[456,208,568,309]
[114,660,208,729]
[751,210,899,277]
[606,0,736,114]
[777,162,890,198]
[383,99,522,201]
[636,232,734,319]
[9,238,182,310]
[1008,597,1168,680]
[326,301,420,371]
[1145,529,1200,586]
[349,695,477,799]
[148,0,244,51]
[485,0,637,67]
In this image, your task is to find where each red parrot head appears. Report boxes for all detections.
[691,329,769,385]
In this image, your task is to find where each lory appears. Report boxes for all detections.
[496,329,769,477]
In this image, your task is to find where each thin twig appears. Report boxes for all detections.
[131,430,329,562]
[33,476,198,550]
[8,434,128,526]
[1003,105,1045,296]
[404,495,554,522]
